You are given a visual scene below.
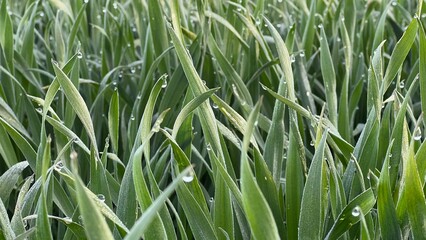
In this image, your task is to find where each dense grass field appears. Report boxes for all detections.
[1,0,426,239]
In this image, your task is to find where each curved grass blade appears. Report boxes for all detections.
[172,87,219,139]
[325,189,376,240]
[382,19,418,93]
[0,161,29,203]
[124,167,194,240]
[52,59,98,156]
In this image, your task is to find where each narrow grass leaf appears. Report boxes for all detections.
[320,27,338,126]
[325,189,376,240]
[72,158,114,240]
[377,141,402,240]
[0,198,15,240]
[52,60,98,156]
[241,99,280,240]
[382,19,418,92]
[0,161,29,203]
[108,89,119,153]
[125,167,194,240]
[298,130,328,239]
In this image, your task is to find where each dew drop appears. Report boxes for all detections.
[39,12,44,17]
[183,171,194,182]
[77,51,83,59]
[212,103,218,109]
[136,94,142,100]
[97,194,105,202]
[318,24,323,29]
[52,60,59,66]
[206,143,212,151]
[290,55,296,63]
[310,140,314,146]
[54,161,64,171]
[399,81,405,89]
[391,1,397,6]
[388,153,392,158]
[36,108,42,113]
[414,127,422,141]
[113,2,118,9]
[209,197,214,203]
[70,151,78,160]
[84,0,89,3]
[102,8,107,13]
[300,51,305,57]
[254,120,258,126]
[161,80,168,88]
[130,115,135,121]
[130,67,136,73]
[63,217,72,224]
[255,18,261,26]
[351,206,361,217]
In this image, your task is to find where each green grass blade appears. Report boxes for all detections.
[419,19,426,127]
[52,60,98,156]
[72,155,114,240]
[377,140,402,240]
[325,189,376,240]
[124,167,194,240]
[172,87,219,139]
[0,198,15,240]
[108,89,119,153]
[298,130,328,239]
[320,27,338,126]
[396,134,426,238]
[0,161,29,203]
[382,19,418,93]
[241,99,280,240]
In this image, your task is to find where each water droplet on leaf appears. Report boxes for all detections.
[352,206,361,217]
[183,171,194,182]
